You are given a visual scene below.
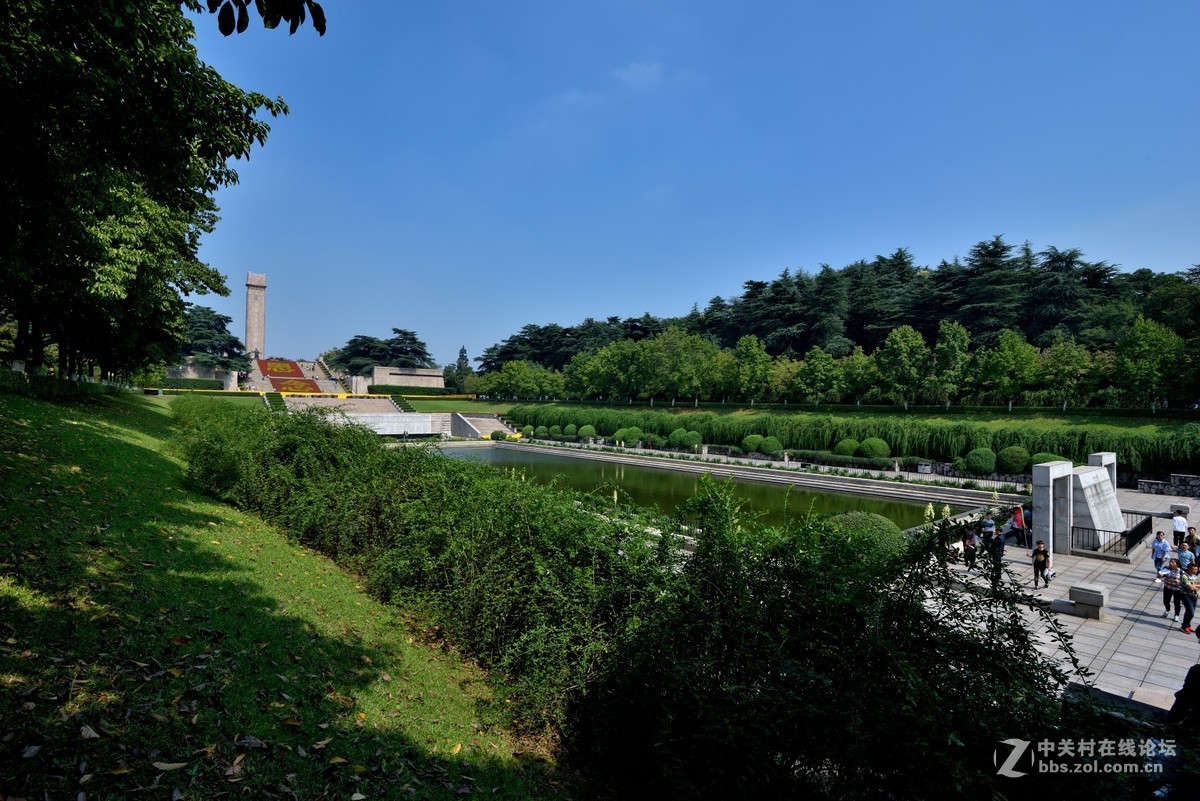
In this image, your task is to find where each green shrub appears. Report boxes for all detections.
[645,433,665,448]
[857,437,891,459]
[827,511,905,559]
[490,429,507,441]
[0,369,31,395]
[964,447,997,475]
[742,434,764,453]
[578,424,596,439]
[366,385,451,395]
[668,427,689,448]
[564,423,577,438]
[833,438,860,456]
[759,436,783,456]
[617,427,644,445]
[535,425,549,438]
[682,430,703,450]
[522,425,534,438]
[996,445,1030,474]
[161,377,224,390]
[549,424,563,439]
[1031,452,1070,466]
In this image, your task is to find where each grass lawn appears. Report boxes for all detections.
[406,399,515,414]
[0,393,564,799]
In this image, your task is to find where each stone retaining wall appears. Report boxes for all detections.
[1137,474,1200,495]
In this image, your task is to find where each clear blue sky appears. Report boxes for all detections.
[189,1,1199,366]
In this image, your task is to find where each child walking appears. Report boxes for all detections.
[1031,540,1050,589]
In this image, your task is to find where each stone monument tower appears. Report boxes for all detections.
[245,272,267,360]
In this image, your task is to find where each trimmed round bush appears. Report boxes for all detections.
[645,433,665,448]
[964,447,997,476]
[996,445,1030,474]
[833,438,860,456]
[668,427,688,448]
[827,511,905,560]
[490,429,507,441]
[522,425,534,438]
[534,425,549,439]
[682,430,702,449]
[742,434,764,453]
[549,425,563,439]
[1031,452,1070,466]
[614,427,644,445]
[578,424,596,439]
[563,423,577,438]
[759,436,783,456]
[857,437,891,459]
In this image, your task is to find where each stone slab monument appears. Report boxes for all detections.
[1033,452,1125,555]
[245,272,267,361]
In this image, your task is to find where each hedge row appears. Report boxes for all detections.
[505,404,1200,474]
[366,384,452,395]
[160,377,223,390]
[0,371,121,400]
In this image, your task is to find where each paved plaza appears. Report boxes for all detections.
[954,487,1200,714]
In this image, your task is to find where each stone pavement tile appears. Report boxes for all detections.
[1107,652,1154,669]
[1153,652,1199,671]
[1103,662,1150,681]
[1143,671,1188,692]
[1093,675,1142,695]
[1158,640,1200,659]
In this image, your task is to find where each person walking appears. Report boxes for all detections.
[1031,540,1051,589]
[1163,559,1186,622]
[1181,563,1200,635]
[1179,542,1197,572]
[962,529,979,571]
[1011,505,1028,548]
[1150,531,1171,583]
[1173,510,1190,548]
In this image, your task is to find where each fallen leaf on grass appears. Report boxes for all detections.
[170,636,190,646]
[80,725,100,739]
[311,737,333,750]
[328,756,348,764]
[152,761,188,772]
[281,717,302,728]
[21,744,41,758]
[450,743,462,755]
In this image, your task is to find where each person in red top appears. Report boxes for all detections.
[1011,505,1028,548]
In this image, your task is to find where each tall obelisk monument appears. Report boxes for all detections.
[245,272,267,361]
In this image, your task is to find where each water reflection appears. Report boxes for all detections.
[441,446,934,529]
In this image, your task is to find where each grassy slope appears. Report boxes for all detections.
[0,393,563,800]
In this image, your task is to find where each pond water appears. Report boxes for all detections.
[440,446,935,529]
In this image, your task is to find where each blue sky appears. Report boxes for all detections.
[189,1,1200,366]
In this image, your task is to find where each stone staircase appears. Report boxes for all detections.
[451,413,515,439]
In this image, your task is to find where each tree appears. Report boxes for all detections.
[794,346,843,405]
[179,304,249,373]
[1116,316,1185,411]
[325,328,436,376]
[734,335,772,402]
[443,346,473,393]
[839,346,877,405]
[873,326,930,410]
[928,320,971,408]
[1,0,291,377]
[768,356,802,403]
[1037,336,1091,410]
[200,0,327,36]
[974,329,1039,411]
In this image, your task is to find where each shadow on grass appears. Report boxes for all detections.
[0,393,564,799]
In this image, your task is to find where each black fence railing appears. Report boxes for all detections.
[1071,513,1154,556]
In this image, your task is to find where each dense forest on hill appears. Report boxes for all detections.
[472,236,1200,408]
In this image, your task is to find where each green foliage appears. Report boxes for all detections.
[160,377,224,390]
[504,404,1200,474]
[549,424,563,439]
[535,425,549,438]
[489,429,507,441]
[758,436,783,456]
[857,436,891,458]
[367,385,451,395]
[577,424,596,439]
[826,510,905,559]
[996,445,1030,474]
[522,425,534,438]
[741,434,764,453]
[173,397,675,738]
[325,329,437,376]
[564,423,577,437]
[180,304,248,373]
[681,430,703,449]
[1031,452,1070,466]
[964,447,997,476]
[833,437,860,456]
[668,427,689,448]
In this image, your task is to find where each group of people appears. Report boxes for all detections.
[959,506,1041,575]
[1148,509,1200,635]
